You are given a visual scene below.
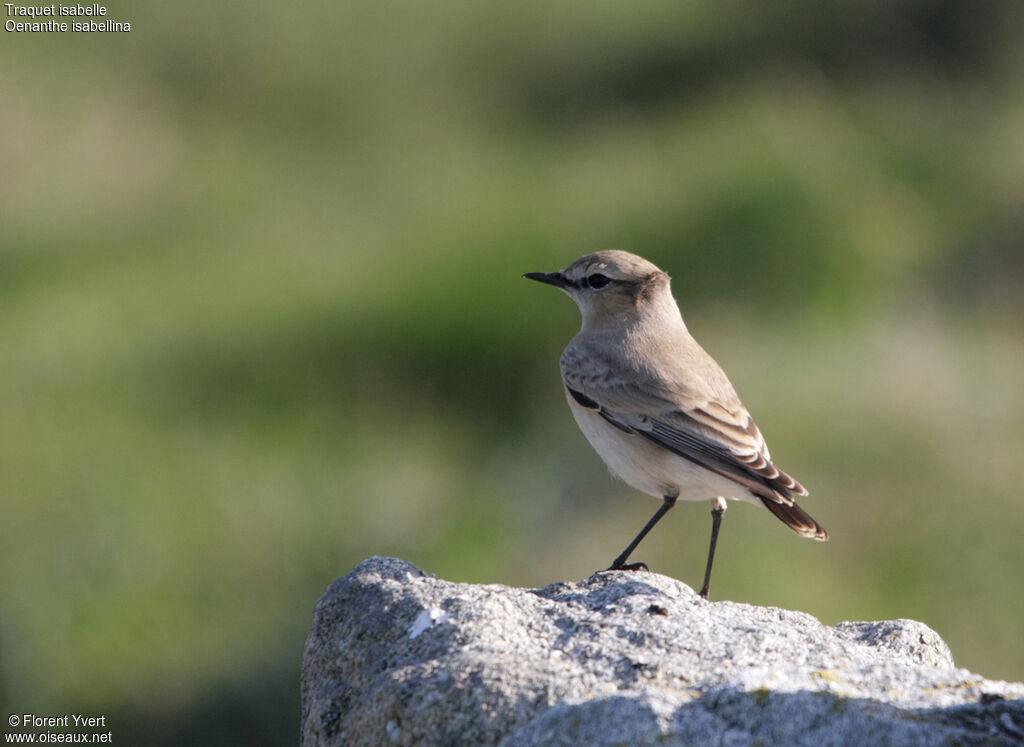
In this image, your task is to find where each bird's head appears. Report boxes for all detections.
[525,250,675,331]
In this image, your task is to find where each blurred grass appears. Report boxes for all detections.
[2,1,1024,743]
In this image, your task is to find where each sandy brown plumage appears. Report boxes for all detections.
[526,250,827,596]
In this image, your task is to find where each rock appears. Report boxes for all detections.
[301,557,1024,746]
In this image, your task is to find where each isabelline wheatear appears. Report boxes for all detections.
[525,250,827,599]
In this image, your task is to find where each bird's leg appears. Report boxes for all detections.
[606,494,678,572]
[698,497,728,600]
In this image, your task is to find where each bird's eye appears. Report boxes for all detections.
[586,273,610,289]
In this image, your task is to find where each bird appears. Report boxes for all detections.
[524,250,827,599]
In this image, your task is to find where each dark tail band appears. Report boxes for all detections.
[760,497,829,541]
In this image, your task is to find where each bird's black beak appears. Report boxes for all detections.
[523,271,570,288]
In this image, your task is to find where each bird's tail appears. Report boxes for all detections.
[760,497,829,541]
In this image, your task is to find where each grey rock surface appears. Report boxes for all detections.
[301,556,1024,746]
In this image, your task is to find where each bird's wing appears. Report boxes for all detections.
[561,340,807,504]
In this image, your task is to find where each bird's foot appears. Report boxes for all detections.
[606,560,650,572]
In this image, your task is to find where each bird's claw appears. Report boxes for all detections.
[606,561,650,572]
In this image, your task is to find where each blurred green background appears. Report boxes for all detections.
[3,1,1023,743]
